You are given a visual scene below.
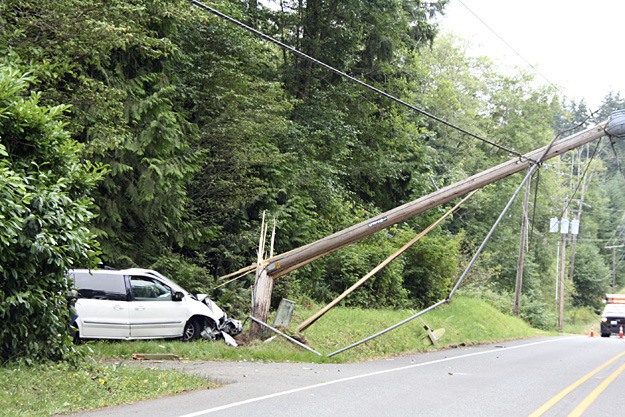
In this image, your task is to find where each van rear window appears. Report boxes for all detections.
[72,272,128,301]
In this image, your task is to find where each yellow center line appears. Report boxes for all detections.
[567,360,625,417]
[528,349,625,417]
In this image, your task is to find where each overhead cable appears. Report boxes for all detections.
[187,0,533,162]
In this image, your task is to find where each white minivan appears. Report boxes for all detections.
[67,268,242,343]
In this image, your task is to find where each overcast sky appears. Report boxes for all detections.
[437,0,624,109]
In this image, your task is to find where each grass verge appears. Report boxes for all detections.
[0,360,214,417]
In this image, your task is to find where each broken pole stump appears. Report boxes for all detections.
[250,267,273,338]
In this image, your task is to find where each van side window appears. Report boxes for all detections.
[73,272,128,301]
[130,276,172,301]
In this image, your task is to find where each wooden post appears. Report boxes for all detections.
[250,215,279,337]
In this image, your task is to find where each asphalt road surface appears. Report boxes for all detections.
[68,336,625,417]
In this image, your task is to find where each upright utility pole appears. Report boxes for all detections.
[558,200,569,331]
[514,176,531,315]
[605,245,625,289]
[612,247,617,289]
[568,145,593,285]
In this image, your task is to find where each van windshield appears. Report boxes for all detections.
[130,276,172,301]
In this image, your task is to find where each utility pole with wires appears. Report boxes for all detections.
[514,173,531,316]
[550,197,581,331]
[567,144,596,286]
[558,201,569,332]
[605,245,625,289]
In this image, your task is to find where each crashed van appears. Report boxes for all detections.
[67,268,242,344]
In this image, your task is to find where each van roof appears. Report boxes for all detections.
[68,268,185,293]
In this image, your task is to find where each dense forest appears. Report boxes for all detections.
[2,0,625,362]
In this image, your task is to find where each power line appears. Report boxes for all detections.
[187,0,534,162]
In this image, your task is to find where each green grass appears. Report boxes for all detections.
[0,361,214,417]
[564,305,601,335]
[1,296,557,416]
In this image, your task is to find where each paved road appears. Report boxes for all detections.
[68,336,625,417]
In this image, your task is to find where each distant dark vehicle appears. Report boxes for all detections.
[600,294,625,337]
[67,268,242,344]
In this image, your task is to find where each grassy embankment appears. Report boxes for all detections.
[0,296,593,417]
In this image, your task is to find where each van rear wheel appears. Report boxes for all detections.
[182,319,201,341]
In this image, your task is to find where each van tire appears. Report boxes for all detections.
[70,321,82,344]
[182,319,201,341]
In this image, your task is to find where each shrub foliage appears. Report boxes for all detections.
[0,66,104,363]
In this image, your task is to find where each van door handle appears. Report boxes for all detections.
[135,306,146,311]
[113,305,123,310]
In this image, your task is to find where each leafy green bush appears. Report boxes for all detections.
[150,254,214,295]
[150,254,252,318]
[571,242,611,308]
[459,283,558,330]
[519,296,557,330]
[459,283,514,315]
[402,233,460,308]
[0,65,104,364]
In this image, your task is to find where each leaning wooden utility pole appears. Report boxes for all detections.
[265,122,608,276]
[249,121,609,329]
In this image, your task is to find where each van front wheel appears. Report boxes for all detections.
[182,319,201,341]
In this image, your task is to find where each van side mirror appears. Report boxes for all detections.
[595,309,603,315]
[173,291,184,302]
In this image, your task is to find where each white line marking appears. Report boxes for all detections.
[178,337,572,417]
